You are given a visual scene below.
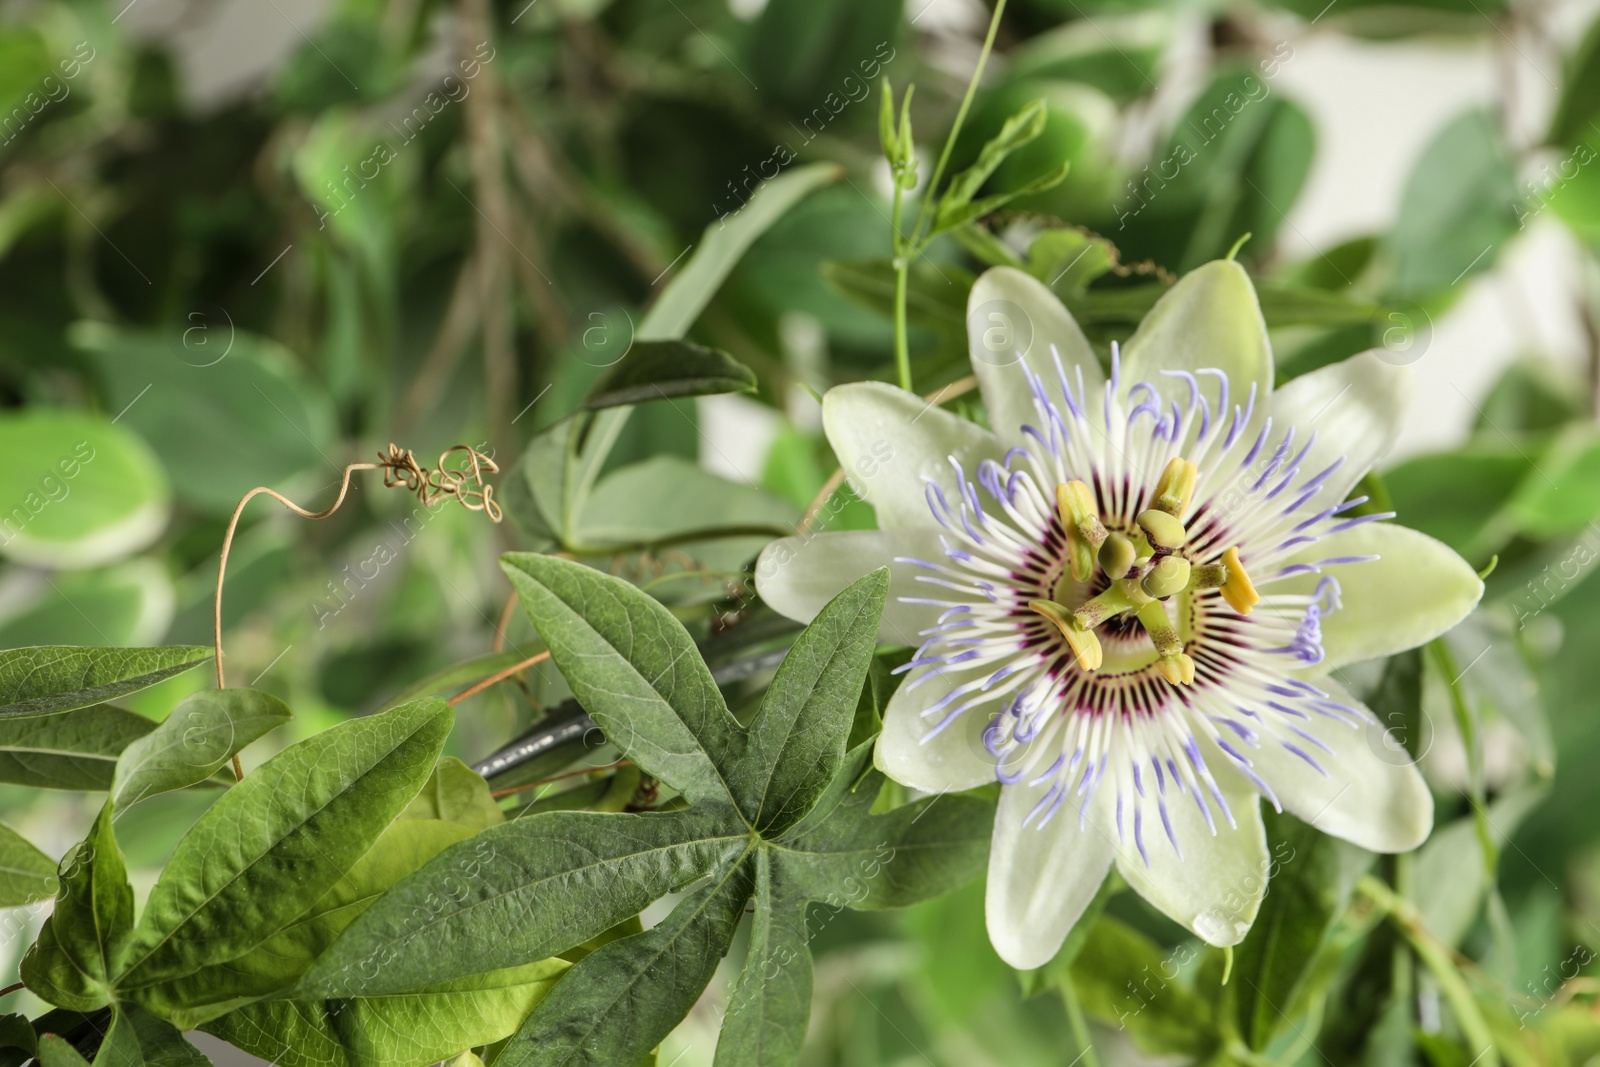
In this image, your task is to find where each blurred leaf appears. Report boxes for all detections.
[401,757,505,830]
[0,562,174,648]
[109,688,291,811]
[1385,445,1530,562]
[1475,360,1589,435]
[0,410,168,569]
[1549,14,1600,148]
[37,1035,91,1067]
[1416,787,1547,947]
[205,959,568,1067]
[1006,17,1169,101]
[641,163,842,342]
[22,803,130,1011]
[117,698,453,1026]
[582,341,756,410]
[0,818,57,907]
[0,704,154,791]
[1508,426,1600,538]
[745,0,901,114]
[1386,110,1518,300]
[1069,915,1219,1057]
[0,646,210,720]
[1109,66,1314,270]
[74,323,337,513]
[1026,228,1117,296]
[1232,811,1371,1051]
[575,455,798,552]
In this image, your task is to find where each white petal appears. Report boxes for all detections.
[821,382,1003,530]
[985,776,1116,969]
[874,663,1001,793]
[966,267,1104,446]
[1113,757,1268,946]
[754,530,952,645]
[1278,523,1484,671]
[1119,260,1273,408]
[1269,351,1410,506]
[1243,675,1434,853]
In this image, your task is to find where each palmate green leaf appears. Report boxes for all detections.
[582,341,756,410]
[110,688,291,811]
[22,803,131,1011]
[0,819,56,906]
[0,704,154,791]
[204,959,568,1067]
[712,850,812,1067]
[1229,811,1371,1052]
[156,818,474,1017]
[496,857,755,1067]
[400,757,504,830]
[296,807,746,998]
[500,553,741,806]
[94,1006,208,1067]
[301,568,989,1066]
[114,697,452,1025]
[0,646,210,719]
[730,568,886,832]
[933,162,1070,239]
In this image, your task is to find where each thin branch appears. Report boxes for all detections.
[448,650,550,707]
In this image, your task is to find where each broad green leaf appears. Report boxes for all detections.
[401,757,504,830]
[157,819,474,1018]
[939,99,1049,214]
[297,807,745,998]
[1230,812,1371,1051]
[743,0,900,114]
[0,704,154,790]
[110,688,291,811]
[775,744,993,910]
[573,456,798,553]
[1415,787,1547,948]
[0,818,56,906]
[639,163,841,341]
[203,959,568,1067]
[75,324,337,513]
[37,1036,92,1067]
[500,553,741,806]
[1385,445,1529,561]
[1508,427,1600,538]
[115,698,452,1018]
[1069,916,1219,1057]
[730,570,887,832]
[94,1006,208,1067]
[0,410,168,569]
[22,803,131,1011]
[582,341,756,410]
[0,646,210,720]
[0,1013,35,1058]
[712,850,811,1067]
[1385,109,1518,300]
[495,854,755,1067]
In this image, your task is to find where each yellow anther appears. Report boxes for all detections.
[1154,651,1196,686]
[1056,480,1106,582]
[1219,546,1260,617]
[1029,598,1103,671]
[1152,457,1199,517]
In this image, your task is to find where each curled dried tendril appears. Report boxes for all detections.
[214,441,507,777]
[376,443,503,521]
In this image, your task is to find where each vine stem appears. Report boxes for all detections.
[0,982,21,998]
[448,651,551,707]
[214,465,383,690]
[1059,974,1101,1067]
[891,179,912,392]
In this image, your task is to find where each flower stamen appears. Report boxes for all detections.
[1220,546,1260,616]
[1029,598,1104,671]
[1056,480,1107,581]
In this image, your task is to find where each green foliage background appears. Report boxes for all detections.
[0,0,1599,1063]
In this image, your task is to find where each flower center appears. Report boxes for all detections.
[1027,456,1260,686]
